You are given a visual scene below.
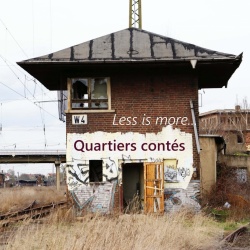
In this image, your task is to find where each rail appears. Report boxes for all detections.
[0,200,68,245]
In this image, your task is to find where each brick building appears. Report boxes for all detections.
[199,105,250,154]
[18,28,242,213]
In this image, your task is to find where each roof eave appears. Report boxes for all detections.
[17,54,242,91]
[17,56,241,65]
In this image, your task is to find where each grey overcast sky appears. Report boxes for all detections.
[0,0,249,173]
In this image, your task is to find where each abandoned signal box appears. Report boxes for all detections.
[17,24,242,213]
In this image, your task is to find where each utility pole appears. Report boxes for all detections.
[129,0,142,29]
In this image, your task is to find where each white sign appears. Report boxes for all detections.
[72,115,87,125]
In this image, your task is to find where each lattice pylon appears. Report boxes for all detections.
[129,0,142,29]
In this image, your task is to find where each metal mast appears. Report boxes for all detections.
[129,0,142,29]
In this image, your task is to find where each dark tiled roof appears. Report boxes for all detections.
[20,28,237,63]
[17,28,242,90]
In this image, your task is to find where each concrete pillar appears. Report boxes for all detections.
[55,161,61,191]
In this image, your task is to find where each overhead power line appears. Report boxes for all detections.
[0,16,55,102]
[0,54,60,121]
[0,18,29,58]
[0,55,56,102]
[0,55,35,97]
[0,80,59,120]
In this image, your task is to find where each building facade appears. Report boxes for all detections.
[199,105,250,154]
[18,28,242,213]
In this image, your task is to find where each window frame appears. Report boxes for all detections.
[67,77,115,113]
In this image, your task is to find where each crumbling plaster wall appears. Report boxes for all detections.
[66,126,200,212]
[65,70,200,213]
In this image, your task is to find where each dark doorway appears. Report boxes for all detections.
[122,163,144,211]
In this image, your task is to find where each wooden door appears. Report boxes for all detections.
[144,162,164,213]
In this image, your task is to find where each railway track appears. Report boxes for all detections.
[219,223,250,249]
[0,200,68,246]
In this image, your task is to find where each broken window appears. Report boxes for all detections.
[237,134,243,143]
[70,77,110,110]
[89,160,103,182]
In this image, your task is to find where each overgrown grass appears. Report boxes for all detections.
[6,209,223,250]
[2,186,249,249]
[0,186,66,214]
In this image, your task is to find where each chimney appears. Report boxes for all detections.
[235,105,241,112]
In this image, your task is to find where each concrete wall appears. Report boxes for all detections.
[200,137,217,194]
[200,138,250,196]
[223,132,246,154]
[219,154,250,170]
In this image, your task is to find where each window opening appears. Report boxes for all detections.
[89,160,103,182]
[71,78,109,110]
[237,134,243,143]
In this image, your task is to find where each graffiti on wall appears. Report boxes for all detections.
[71,181,117,213]
[66,127,197,212]
[163,167,191,182]
[235,168,247,183]
[102,157,119,182]
[67,158,119,190]
[67,164,89,188]
[67,158,118,213]
[164,159,191,183]
[164,181,200,213]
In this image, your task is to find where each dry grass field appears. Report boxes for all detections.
[0,186,66,214]
[5,209,223,250]
[0,187,226,250]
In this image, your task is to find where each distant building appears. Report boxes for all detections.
[0,173,5,187]
[18,174,47,187]
[47,173,56,186]
[199,105,250,154]
[18,180,37,187]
